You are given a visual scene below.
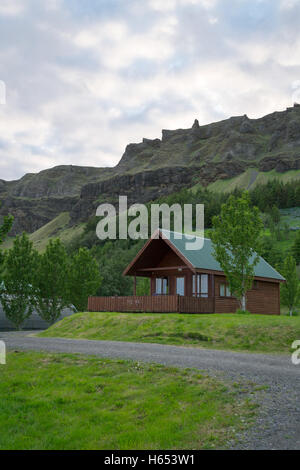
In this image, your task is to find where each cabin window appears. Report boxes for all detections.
[176,277,185,296]
[220,283,231,297]
[155,278,168,295]
[192,274,208,297]
[220,284,225,297]
[253,280,259,290]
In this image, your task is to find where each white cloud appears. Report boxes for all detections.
[45,0,63,12]
[0,0,25,16]
[148,0,217,11]
[148,0,177,11]
[209,16,219,24]
[74,19,175,70]
[74,21,128,49]
[280,0,299,10]
[0,0,299,181]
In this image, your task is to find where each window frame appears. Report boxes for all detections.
[219,283,226,297]
[219,282,232,298]
[155,277,168,295]
[176,276,185,296]
[192,274,209,298]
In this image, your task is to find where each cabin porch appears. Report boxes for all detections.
[87,294,215,314]
[88,267,217,314]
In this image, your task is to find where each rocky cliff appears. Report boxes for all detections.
[2,104,300,234]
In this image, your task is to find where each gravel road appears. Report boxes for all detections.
[1,330,300,450]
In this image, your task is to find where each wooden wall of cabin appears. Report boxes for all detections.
[214,275,280,315]
[150,270,193,296]
[149,270,214,298]
[147,271,280,315]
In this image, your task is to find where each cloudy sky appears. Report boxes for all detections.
[0,0,300,180]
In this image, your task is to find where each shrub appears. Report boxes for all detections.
[236,308,251,315]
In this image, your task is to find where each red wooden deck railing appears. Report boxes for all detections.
[88,295,214,314]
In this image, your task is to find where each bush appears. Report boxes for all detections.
[235,309,251,315]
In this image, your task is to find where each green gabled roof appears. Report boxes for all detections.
[161,229,285,282]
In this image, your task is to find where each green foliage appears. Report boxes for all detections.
[0,211,14,282]
[258,234,284,267]
[0,214,13,244]
[235,309,251,315]
[0,224,102,327]
[269,205,281,224]
[58,178,300,258]
[250,179,300,211]
[280,255,300,316]
[34,239,70,325]
[136,277,150,296]
[90,240,144,297]
[211,192,263,311]
[1,234,38,330]
[68,247,102,311]
[292,231,300,264]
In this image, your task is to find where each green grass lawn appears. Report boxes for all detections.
[39,312,300,354]
[0,352,257,450]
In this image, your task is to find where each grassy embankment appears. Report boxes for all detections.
[0,351,257,450]
[39,312,300,354]
[192,168,300,193]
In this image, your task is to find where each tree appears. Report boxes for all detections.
[259,234,284,268]
[91,240,143,297]
[269,205,281,225]
[136,277,150,296]
[0,213,13,244]
[292,231,300,265]
[34,239,70,325]
[211,192,263,312]
[1,233,38,330]
[0,212,14,280]
[68,247,102,311]
[280,255,299,316]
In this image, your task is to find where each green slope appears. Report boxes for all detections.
[191,169,300,193]
[39,312,300,354]
[2,212,84,252]
[208,169,300,193]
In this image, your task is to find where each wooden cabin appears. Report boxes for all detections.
[88,229,285,315]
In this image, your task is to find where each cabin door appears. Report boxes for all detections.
[176,277,185,296]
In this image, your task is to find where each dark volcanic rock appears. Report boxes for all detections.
[161,128,190,143]
[269,131,282,152]
[142,138,161,148]
[198,158,246,183]
[71,166,197,223]
[1,196,78,235]
[192,119,200,130]
[259,155,300,172]
[286,120,300,141]
[0,165,107,234]
[240,117,255,134]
